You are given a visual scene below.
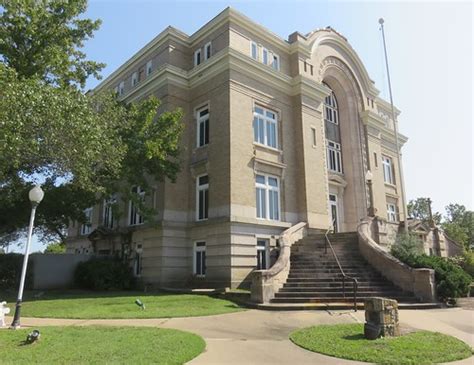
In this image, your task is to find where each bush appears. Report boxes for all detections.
[0,253,34,290]
[391,232,424,261]
[74,258,136,291]
[391,240,471,300]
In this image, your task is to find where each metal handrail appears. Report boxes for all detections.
[324,221,359,311]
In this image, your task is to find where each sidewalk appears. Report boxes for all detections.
[5,306,474,365]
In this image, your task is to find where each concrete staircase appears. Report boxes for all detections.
[270,232,421,308]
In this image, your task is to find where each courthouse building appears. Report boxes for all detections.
[66,8,407,288]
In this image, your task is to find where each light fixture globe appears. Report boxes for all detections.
[378,18,384,25]
[28,185,44,204]
[365,170,373,182]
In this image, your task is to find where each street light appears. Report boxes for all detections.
[365,170,375,217]
[10,185,44,329]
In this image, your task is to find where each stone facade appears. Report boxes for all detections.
[66,8,408,289]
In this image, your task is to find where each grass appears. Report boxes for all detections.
[2,291,245,319]
[290,323,473,365]
[0,326,205,364]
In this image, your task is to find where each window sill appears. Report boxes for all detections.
[195,218,209,223]
[384,182,397,188]
[253,143,282,154]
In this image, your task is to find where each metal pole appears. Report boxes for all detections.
[379,18,408,233]
[10,204,37,329]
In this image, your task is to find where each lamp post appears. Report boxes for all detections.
[379,18,408,233]
[10,185,44,329]
[365,170,375,217]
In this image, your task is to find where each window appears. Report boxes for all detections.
[251,41,258,60]
[196,106,209,147]
[194,49,202,66]
[204,42,212,60]
[134,251,142,276]
[382,156,394,184]
[253,106,278,149]
[327,140,342,173]
[262,48,268,65]
[256,239,269,270]
[196,175,209,221]
[132,72,138,87]
[324,91,339,125]
[114,86,118,94]
[311,127,317,147]
[256,174,280,220]
[102,195,116,229]
[272,54,280,70]
[194,241,206,277]
[387,203,397,222]
[129,186,145,226]
[374,152,378,168]
[146,60,152,76]
[118,81,124,96]
[80,207,93,235]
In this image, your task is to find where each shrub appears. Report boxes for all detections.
[391,232,424,261]
[449,251,474,279]
[74,258,136,290]
[0,253,34,290]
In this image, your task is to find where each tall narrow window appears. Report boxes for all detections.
[146,60,152,76]
[326,140,342,173]
[103,195,116,229]
[324,91,339,124]
[80,207,93,235]
[256,174,280,220]
[196,106,209,147]
[196,175,209,221]
[256,239,269,269]
[134,251,142,276]
[129,186,145,226]
[194,241,206,277]
[204,42,212,60]
[262,48,268,65]
[132,72,138,87]
[382,156,394,184]
[251,41,258,60]
[118,81,124,96]
[272,54,280,70]
[253,106,278,149]
[194,49,202,66]
[387,203,397,222]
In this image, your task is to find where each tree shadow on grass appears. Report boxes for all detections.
[342,333,366,341]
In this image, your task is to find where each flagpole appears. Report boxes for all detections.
[379,18,408,233]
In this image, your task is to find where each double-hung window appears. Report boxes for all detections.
[132,72,138,87]
[387,203,397,222]
[196,175,209,221]
[194,241,206,277]
[272,54,280,70]
[326,140,342,173]
[80,207,93,235]
[251,41,258,60]
[204,42,212,60]
[256,174,280,220]
[256,239,269,270]
[118,81,124,96]
[146,60,152,76]
[102,195,116,229]
[129,186,145,226]
[194,49,202,66]
[197,106,209,147]
[382,156,394,184]
[253,106,278,149]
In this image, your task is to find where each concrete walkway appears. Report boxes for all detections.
[5,306,474,365]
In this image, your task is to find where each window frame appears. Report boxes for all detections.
[251,41,258,60]
[194,49,202,66]
[272,54,280,71]
[129,186,145,226]
[131,72,138,87]
[204,42,212,60]
[196,105,210,147]
[387,203,397,222]
[255,173,280,221]
[324,91,339,125]
[80,207,93,236]
[382,155,395,184]
[326,139,343,173]
[146,60,152,76]
[196,174,209,221]
[102,195,116,229]
[118,81,124,96]
[256,239,270,270]
[193,241,206,277]
[253,105,279,150]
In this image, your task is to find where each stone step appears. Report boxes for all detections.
[283,280,393,287]
[275,291,405,298]
[271,296,417,304]
[281,285,395,292]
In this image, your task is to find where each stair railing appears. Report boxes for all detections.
[324,221,359,311]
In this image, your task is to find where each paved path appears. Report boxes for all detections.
[5,307,474,365]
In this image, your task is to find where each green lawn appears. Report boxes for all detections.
[290,324,473,365]
[0,326,205,364]
[3,291,245,319]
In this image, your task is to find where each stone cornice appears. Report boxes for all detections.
[360,110,408,147]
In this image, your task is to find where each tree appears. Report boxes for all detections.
[0,1,184,247]
[407,197,441,225]
[442,204,473,251]
[44,242,66,254]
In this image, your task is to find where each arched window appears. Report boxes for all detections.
[324,87,343,173]
[324,90,339,125]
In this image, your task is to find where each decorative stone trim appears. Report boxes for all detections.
[251,222,307,303]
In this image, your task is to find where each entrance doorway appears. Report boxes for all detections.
[329,194,339,233]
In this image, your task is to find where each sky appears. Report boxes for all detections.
[18,0,473,252]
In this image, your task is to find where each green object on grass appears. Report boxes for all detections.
[0,326,205,365]
[290,324,472,365]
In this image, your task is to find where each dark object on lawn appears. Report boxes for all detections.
[135,299,145,310]
[364,297,400,340]
[26,329,41,344]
